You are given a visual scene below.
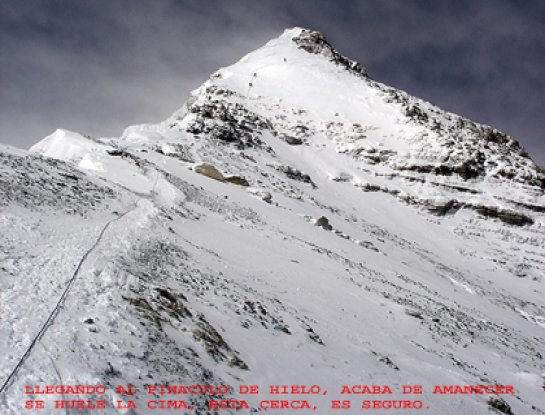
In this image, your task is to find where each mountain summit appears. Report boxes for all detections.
[1,28,544,414]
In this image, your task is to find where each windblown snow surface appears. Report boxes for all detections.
[1,28,544,415]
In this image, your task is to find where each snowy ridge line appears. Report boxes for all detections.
[0,205,137,395]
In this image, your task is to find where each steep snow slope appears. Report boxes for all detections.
[1,28,544,415]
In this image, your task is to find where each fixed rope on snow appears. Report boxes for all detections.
[0,206,135,394]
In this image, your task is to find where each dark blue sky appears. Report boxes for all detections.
[1,0,544,164]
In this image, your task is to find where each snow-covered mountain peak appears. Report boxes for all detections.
[166,29,543,222]
[254,26,369,77]
[28,28,545,226]
[3,28,544,415]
